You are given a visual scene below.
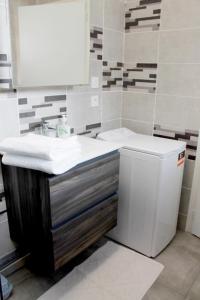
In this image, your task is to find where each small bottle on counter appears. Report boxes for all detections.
[42,121,49,136]
[56,114,71,138]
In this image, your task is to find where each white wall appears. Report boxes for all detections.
[122,0,200,231]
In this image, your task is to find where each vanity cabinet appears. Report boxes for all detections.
[2,151,119,272]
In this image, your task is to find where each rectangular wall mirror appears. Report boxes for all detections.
[9,0,90,88]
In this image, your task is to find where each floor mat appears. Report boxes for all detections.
[38,241,164,300]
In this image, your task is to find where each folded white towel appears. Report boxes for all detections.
[0,134,81,161]
[2,152,81,175]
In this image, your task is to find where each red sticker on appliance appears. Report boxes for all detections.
[178,151,185,166]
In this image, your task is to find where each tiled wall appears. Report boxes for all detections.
[0,0,125,259]
[122,0,200,230]
[0,0,124,137]
[67,0,124,136]
[0,0,68,135]
[1,0,198,235]
[0,0,12,90]
[17,89,67,134]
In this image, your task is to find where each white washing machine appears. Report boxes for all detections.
[98,128,186,257]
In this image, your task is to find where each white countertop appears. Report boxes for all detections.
[1,135,121,175]
[73,136,121,164]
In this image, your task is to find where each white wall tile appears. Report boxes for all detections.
[183,159,195,189]
[17,87,67,98]
[102,91,122,122]
[177,213,187,231]
[0,65,10,78]
[0,98,20,141]
[122,92,155,123]
[161,0,200,30]
[179,187,191,215]
[69,60,102,94]
[104,0,124,32]
[157,64,200,98]
[125,32,159,63]
[159,29,200,63]
[103,29,124,62]
[102,119,121,132]
[121,119,153,135]
[0,0,10,55]
[90,0,103,27]
[67,92,101,129]
[155,95,200,131]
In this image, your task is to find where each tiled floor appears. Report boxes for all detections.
[144,231,200,300]
[5,231,200,300]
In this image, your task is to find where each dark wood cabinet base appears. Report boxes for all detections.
[2,151,119,272]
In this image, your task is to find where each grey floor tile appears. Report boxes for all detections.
[143,281,184,300]
[9,275,54,300]
[172,232,200,259]
[7,267,55,300]
[153,232,200,297]
[5,232,200,300]
[185,272,200,300]
[8,268,33,287]
[155,244,200,296]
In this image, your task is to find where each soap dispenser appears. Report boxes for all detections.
[56,114,71,138]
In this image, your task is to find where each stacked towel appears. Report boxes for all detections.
[0,134,82,175]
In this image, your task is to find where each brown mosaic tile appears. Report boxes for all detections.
[154,125,199,160]
[123,63,157,93]
[103,61,123,91]
[90,27,103,61]
[125,0,162,32]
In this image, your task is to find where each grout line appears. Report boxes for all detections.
[120,92,123,124]
[103,118,122,123]
[100,0,105,130]
[62,90,124,96]
[121,1,126,125]
[151,92,200,100]
[123,90,200,100]
[125,26,200,35]
[182,186,192,191]
[122,118,153,125]
[124,60,200,65]
[158,63,200,65]
[91,23,124,34]
[152,2,163,137]
[102,59,124,63]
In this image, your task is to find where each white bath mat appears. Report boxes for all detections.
[38,241,164,300]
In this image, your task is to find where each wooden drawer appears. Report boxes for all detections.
[51,193,118,271]
[49,152,119,228]
[2,150,119,272]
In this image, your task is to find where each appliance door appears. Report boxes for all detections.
[108,148,160,257]
[152,152,185,257]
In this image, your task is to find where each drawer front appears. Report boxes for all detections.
[51,194,118,271]
[49,152,119,228]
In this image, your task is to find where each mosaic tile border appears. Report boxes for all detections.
[0,53,13,91]
[0,0,13,92]
[123,63,157,93]
[154,124,199,160]
[73,122,102,138]
[102,61,123,91]
[19,94,67,134]
[90,26,103,61]
[125,0,162,32]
